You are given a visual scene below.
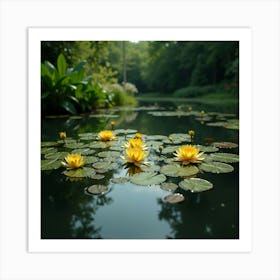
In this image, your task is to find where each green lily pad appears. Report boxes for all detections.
[196,145,219,153]
[92,161,118,170]
[160,182,178,191]
[86,185,109,195]
[90,174,105,180]
[142,165,161,172]
[164,193,185,204]
[146,135,167,141]
[209,153,239,163]
[111,177,129,184]
[65,142,85,149]
[206,122,228,127]
[41,147,57,154]
[225,119,239,130]
[41,141,58,147]
[63,167,96,178]
[45,151,69,160]
[160,164,199,177]
[211,142,238,149]
[130,172,166,186]
[114,129,137,135]
[97,151,121,158]
[179,178,213,192]
[83,156,99,164]
[161,145,181,154]
[88,141,110,149]
[71,148,95,155]
[199,162,234,173]
[41,159,61,170]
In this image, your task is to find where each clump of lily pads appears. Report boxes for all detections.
[41,128,239,204]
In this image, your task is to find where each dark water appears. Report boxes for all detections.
[41,100,239,239]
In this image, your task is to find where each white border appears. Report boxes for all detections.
[28,27,252,253]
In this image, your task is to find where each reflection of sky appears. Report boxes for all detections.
[94,170,172,239]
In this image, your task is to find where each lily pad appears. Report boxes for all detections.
[142,165,161,172]
[196,145,219,153]
[41,141,59,147]
[111,177,129,184]
[179,178,213,192]
[41,147,57,154]
[97,151,121,158]
[146,135,167,141]
[88,141,109,149]
[71,148,95,155]
[90,174,105,180]
[114,129,137,135]
[199,162,234,173]
[209,152,239,163]
[83,156,99,164]
[86,185,109,195]
[63,167,96,178]
[164,193,185,204]
[65,142,85,149]
[92,161,118,170]
[161,145,181,154]
[211,142,238,149]
[45,151,69,160]
[160,164,199,177]
[160,182,178,191]
[130,172,166,186]
[41,159,61,170]
[225,119,239,130]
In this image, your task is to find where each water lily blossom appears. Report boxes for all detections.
[135,133,143,139]
[124,138,147,150]
[110,121,116,129]
[188,130,195,137]
[62,154,84,169]
[173,145,204,165]
[121,148,148,166]
[97,130,117,141]
[59,132,66,140]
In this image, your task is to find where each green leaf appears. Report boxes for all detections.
[41,159,61,170]
[199,162,234,173]
[164,193,185,204]
[86,185,109,195]
[97,151,121,158]
[130,172,166,186]
[111,177,129,184]
[45,151,69,159]
[209,152,239,163]
[72,60,86,72]
[196,145,219,153]
[160,164,199,177]
[179,178,213,192]
[211,142,238,149]
[160,182,178,191]
[63,167,96,178]
[57,54,67,77]
[60,100,77,115]
[83,156,99,164]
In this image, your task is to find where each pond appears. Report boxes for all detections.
[41,99,239,239]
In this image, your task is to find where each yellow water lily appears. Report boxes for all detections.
[110,121,115,129]
[62,154,84,169]
[97,130,117,141]
[59,132,66,139]
[121,147,148,166]
[124,138,147,150]
[135,133,143,139]
[188,130,195,137]
[173,145,204,165]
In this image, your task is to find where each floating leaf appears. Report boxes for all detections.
[142,165,161,172]
[130,172,166,186]
[86,185,109,195]
[88,141,110,149]
[114,129,137,135]
[71,148,95,155]
[41,159,61,170]
[209,153,239,163]
[161,145,180,154]
[160,164,199,177]
[92,161,118,170]
[83,156,99,164]
[179,178,213,192]
[111,177,129,184]
[63,167,96,178]
[41,141,58,147]
[41,147,57,154]
[65,142,85,149]
[97,151,121,158]
[90,174,105,180]
[45,151,69,160]
[211,142,238,149]
[199,162,234,173]
[146,135,167,141]
[225,119,239,130]
[164,193,185,204]
[196,145,219,153]
[89,114,118,118]
[160,182,178,191]
[206,122,228,127]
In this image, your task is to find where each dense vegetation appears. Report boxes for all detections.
[41,41,238,115]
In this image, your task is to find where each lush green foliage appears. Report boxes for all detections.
[41,54,110,115]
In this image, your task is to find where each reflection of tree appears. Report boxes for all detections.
[41,169,113,239]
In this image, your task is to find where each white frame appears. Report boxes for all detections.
[28,27,252,253]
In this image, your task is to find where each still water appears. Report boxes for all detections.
[41,100,239,239]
